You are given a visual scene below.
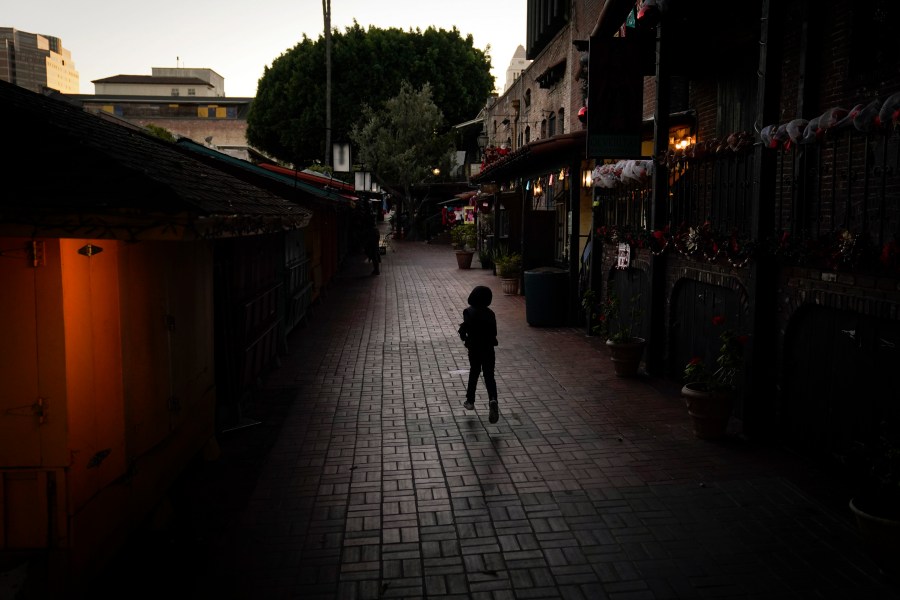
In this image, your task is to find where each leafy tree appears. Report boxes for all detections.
[144,123,176,142]
[247,23,494,167]
[350,81,454,230]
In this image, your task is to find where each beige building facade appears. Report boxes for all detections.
[92,67,226,97]
[75,67,252,160]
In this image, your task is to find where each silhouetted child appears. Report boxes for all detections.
[458,285,499,423]
[365,225,381,275]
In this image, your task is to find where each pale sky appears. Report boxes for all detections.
[5,1,527,98]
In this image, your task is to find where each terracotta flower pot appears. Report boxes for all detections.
[455,250,474,269]
[681,382,733,439]
[605,337,646,377]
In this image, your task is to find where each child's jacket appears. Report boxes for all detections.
[458,285,498,350]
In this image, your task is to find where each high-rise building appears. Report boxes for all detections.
[0,27,79,94]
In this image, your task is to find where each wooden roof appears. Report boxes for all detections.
[0,80,311,240]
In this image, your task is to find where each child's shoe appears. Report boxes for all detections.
[489,401,499,423]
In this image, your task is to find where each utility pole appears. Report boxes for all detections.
[323,0,332,167]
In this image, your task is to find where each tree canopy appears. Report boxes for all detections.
[246,22,495,167]
[349,81,455,218]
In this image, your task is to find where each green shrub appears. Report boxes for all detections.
[451,222,476,249]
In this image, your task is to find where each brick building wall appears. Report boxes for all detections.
[486,0,602,150]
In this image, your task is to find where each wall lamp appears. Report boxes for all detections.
[581,168,593,189]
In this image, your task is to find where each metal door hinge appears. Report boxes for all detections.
[5,397,48,424]
[77,243,104,257]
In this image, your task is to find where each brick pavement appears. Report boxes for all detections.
[94,225,900,599]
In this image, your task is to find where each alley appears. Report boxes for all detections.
[97,231,898,599]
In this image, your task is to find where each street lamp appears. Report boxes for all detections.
[354,171,371,191]
[477,131,488,152]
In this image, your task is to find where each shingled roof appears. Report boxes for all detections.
[174,138,358,210]
[91,74,213,87]
[0,80,312,240]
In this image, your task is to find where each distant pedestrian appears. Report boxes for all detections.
[457,285,499,423]
[365,224,381,275]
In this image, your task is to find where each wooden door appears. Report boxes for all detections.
[0,239,67,467]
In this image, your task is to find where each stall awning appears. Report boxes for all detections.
[453,116,485,130]
[470,130,586,184]
[438,190,478,207]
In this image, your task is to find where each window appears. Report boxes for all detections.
[548,113,556,137]
[525,126,531,144]
[541,119,547,139]
[524,89,531,107]
[188,88,196,96]
[558,108,565,134]
[170,88,179,97]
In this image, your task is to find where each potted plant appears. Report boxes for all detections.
[681,316,748,439]
[450,222,476,269]
[584,289,646,377]
[478,248,493,270]
[842,421,900,576]
[494,252,522,295]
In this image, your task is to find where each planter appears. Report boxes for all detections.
[681,382,733,439]
[605,337,646,377]
[849,496,900,576]
[455,250,474,269]
[500,276,519,295]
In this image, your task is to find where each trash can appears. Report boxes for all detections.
[524,267,568,326]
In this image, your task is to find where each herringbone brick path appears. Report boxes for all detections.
[93,225,900,599]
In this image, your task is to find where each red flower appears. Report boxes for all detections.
[652,230,665,241]
[688,357,703,366]
[736,335,749,346]
[712,316,726,326]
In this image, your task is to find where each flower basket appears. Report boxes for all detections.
[584,289,646,376]
[681,315,747,439]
